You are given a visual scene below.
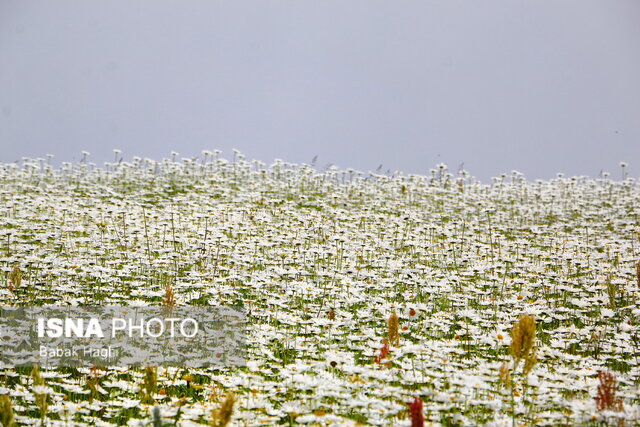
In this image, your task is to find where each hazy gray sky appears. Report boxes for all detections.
[1,1,639,181]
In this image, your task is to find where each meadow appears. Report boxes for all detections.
[0,153,639,426]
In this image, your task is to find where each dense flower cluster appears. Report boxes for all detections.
[0,154,639,425]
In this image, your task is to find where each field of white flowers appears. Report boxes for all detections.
[1,154,639,426]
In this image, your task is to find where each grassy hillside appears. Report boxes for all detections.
[1,157,638,425]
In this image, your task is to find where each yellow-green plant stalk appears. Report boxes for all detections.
[31,365,48,421]
[498,362,512,389]
[210,392,237,427]
[86,365,102,403]
[509,314,536,369]
[163,282,175,307]
[505,315,540,426]
[141,366,158,404]
[8,266,21,292]
[0,394,16,427]
[388,310,400,347]
[523,348,538,377]
[606,281,617,309]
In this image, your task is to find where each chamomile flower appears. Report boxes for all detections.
[325,352,343,370]
[405,306,420,321]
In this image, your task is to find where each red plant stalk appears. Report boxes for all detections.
[595,370,623,411]
[409,397,424,427]
[374,339,391,366]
